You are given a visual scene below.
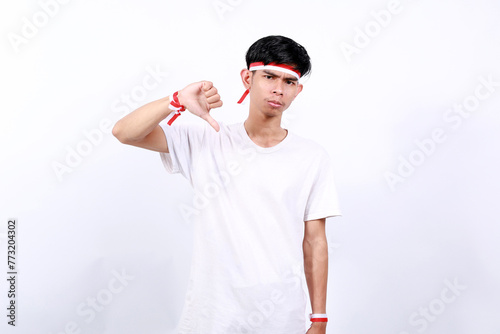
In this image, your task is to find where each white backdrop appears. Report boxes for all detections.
[1,0,499,333]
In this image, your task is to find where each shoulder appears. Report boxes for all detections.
[288,130,331,160]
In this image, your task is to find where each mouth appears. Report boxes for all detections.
[267,100,283,108]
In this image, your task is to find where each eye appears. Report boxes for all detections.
[265,75,273,79]
[287,80,296,85]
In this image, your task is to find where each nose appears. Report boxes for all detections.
[272,81,285,95]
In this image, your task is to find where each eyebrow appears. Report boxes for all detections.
[262,69,299,81]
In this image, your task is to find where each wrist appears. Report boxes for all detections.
[310,313,328,324]
[162,96,174,112]
[165,91,186,126]
[310,313,328,319]
[176,89,186,107]
[311,321,327,327]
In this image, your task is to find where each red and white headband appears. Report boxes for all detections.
[237,62,302,104]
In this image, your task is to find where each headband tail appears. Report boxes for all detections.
[237,89,250,104]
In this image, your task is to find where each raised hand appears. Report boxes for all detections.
[177,81,223,132]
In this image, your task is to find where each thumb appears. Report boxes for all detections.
[201,113,220,132]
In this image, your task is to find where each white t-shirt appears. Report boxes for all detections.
[159,120,341,334]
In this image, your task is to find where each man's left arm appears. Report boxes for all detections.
[303,218,328,334]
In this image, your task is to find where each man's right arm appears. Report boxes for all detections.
[112,81,222,153]
[112,96,172,153]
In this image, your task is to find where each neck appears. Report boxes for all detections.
[244,106,288,147]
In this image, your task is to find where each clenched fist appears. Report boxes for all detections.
[177,81,223,132]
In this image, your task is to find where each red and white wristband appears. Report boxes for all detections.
[310,313,328,322]
[165,91,186,126]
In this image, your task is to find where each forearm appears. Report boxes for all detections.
[303,236,328,314]
[112,96,172,143]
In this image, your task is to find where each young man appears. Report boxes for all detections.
[112,35,341,334]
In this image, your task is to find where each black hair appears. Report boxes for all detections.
[245,35,311,77]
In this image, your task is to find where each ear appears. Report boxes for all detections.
[294,83,304,98]
[240,69,252,89]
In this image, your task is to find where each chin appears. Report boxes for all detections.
[262,108,284,118]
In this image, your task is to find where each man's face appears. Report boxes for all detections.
[241,67,303,116]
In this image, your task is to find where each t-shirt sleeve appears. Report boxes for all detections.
[303,149,342,221]
[158,121,207,181]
